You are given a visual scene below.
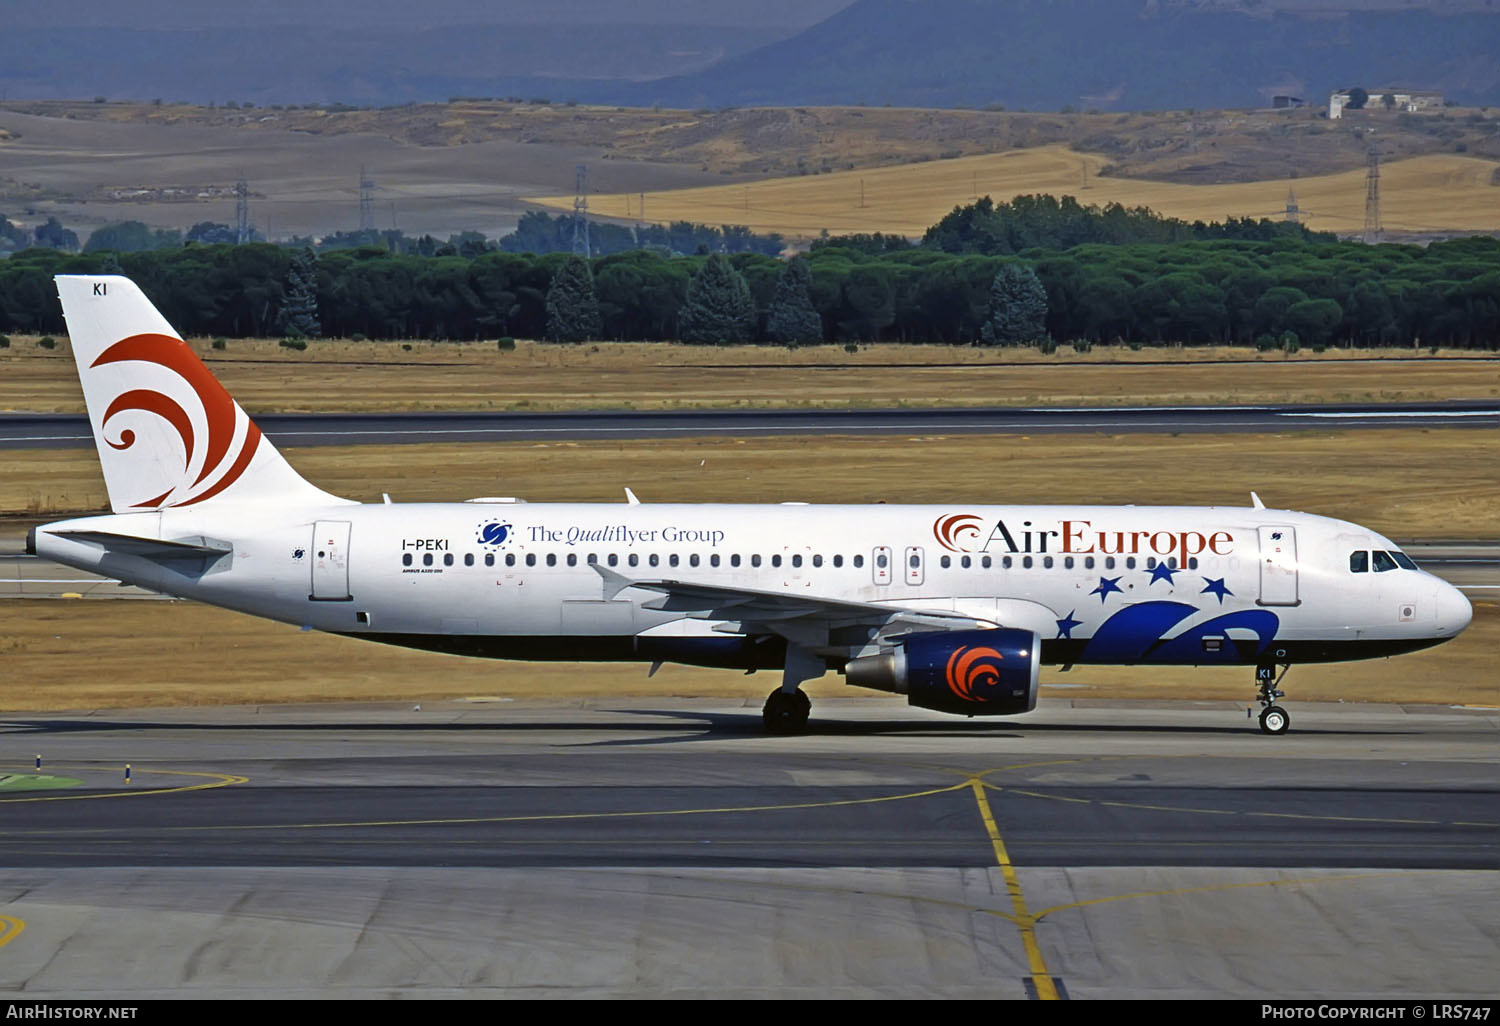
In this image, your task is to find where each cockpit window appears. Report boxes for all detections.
[1349,551,1369,573]
[1391,551,1418,570]
[1372,550,1398,572]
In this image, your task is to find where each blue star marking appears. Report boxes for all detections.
[1201,577,1233,603]
[1149,562,1178,585]
[1055,610,1083,639]
[1090,576,1123,603]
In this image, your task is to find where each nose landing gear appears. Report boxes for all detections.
[1254,662,1291,735]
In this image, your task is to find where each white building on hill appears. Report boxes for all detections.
[1329,89,1444,118]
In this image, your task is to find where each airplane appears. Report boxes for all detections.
[28,275,1473,735]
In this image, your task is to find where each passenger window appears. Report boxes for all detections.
[1146,557,1157,570]
[1043,556,1054,569]
[961,556,971,569]
[1126,557,1136,570]
[1188,557,1198,570]
[464,553,474,567]
[586,554,597,565]
[812,554,822,568]
[690,554,699,567]
[506,553,516,567]
[1023,556,1033,569]
[628,554,639,567]
[444,553,454,567]
[567,553,577,567]
[1105,557,1116,570]
[710,554,719,567]
[423,553,433,566]
[485,554,494,567]
[981,556,991,569]
[876,553,888,569]
[649,554,660,567]
[1063,556,1074,569]
[608,554,618,567]
[402,553,412,566]
[792,555,802,568]
[832,555,843,568]
[853,555,864,568]
[669,554,679,567]
[1003,556,1013,569]
[941,555,952,569]
[1085,556,1095,570]
[1372,550,1398,573]
[731,554,741,567]
[752,554,762,567]
[772,555,782,567]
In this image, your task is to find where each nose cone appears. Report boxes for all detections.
[1432,579,1473,638]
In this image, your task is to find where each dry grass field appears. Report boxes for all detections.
[5,427,1498,534]
[1,596,1493,712]
[534,146,1500,238]
[2,338,1496,416]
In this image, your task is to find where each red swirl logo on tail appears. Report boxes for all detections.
[91,333,261,507]
[944,645,1004,703]
[933,513,984,553]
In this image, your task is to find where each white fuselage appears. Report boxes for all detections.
[34,500,1473,675]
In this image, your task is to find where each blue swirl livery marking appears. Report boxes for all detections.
[477,522,513,547]
[1149,609,1281,664]
[1081,601,1198,663]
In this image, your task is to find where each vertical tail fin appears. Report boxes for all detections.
[55,275,349,512]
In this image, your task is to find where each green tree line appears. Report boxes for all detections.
[2,204,1496,348]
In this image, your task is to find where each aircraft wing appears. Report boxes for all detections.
[591,563,988,637]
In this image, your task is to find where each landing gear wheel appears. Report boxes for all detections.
[762,687,811,735]
[1259,704,1291,735]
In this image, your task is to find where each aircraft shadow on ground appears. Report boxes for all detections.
[0,709,1413,747]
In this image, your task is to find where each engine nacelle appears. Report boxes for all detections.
[843,628,1041,716]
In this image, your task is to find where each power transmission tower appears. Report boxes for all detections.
[1283,188,1300,224]
[1363,147,1382,244]
[235,177,251,244]
[359,168,376,234]
[571,164,590,259]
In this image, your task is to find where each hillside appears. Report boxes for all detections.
[531,146,1500,239]
[630,0,1500,111]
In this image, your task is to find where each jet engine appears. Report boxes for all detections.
[843,628,1041,716]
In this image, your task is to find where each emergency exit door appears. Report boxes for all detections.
[311,520,352,600]
[1257,525,1299,607]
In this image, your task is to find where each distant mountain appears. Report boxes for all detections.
[0,1,853,106]
[3,0,1496,110]
[620,0,1500,110]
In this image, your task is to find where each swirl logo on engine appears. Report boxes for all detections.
[944,645,1005,702]
[932,513,984,553]
[90,332,261,508]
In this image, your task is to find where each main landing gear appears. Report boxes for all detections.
[1255,662,1291,735]
[762,687,811,735]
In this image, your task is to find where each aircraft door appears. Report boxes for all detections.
[872,546,892,586]
[311,520,352,601]
[905,546,925,586]
[1257,525,1299,607]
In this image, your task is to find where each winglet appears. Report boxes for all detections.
[624,487,641,505]
[1250,491,1266,510]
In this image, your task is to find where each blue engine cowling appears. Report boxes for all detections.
[842,628,1041,716]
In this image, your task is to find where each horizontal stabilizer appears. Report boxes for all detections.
[51,530,233,574]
